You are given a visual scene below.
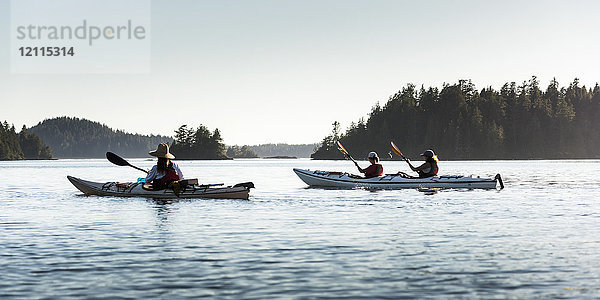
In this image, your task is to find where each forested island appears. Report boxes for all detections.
[0,122,52,160]
[312,77,600,160]
[1,116,317,160]
[171,126,316,159]
[249,143,317,158]
[28,117,172,158]
[170,124,229,160]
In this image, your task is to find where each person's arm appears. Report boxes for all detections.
[145,165,157,182]
[173,163,184,179]
[412,162,431,172]
[354,161,366,173]
[404,158,417,171]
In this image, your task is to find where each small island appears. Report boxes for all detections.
[170,125,230,160]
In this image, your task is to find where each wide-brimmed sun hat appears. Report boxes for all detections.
[149,143,175,159]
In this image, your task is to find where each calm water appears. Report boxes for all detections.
[1,159,599,299]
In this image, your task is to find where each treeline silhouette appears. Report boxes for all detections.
[226,145,258,158]
[170,125,229,160]
[249,143,317,158]
[312,77,600,160]
[0,122,52,160]
[29,117,171,158]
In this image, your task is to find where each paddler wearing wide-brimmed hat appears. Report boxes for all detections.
[145,143,184,189]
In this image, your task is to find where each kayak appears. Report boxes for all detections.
[67,176,254,199]
[293,168,503,190]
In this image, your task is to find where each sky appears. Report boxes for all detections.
[1,0,600,145]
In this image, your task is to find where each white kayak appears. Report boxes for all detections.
[67,176,254,200]
[293,168,503,190]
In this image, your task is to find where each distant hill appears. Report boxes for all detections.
[29,117,172,158]
[248,143,317,158]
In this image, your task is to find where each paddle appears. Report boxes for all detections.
[390,141,406,160]
[106,152,149,174]
[390,141,417,169]
[337,141,356,162]
[337,141,361,171]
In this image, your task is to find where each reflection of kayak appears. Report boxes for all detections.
[293,168,503,190]
[67,176,254,199]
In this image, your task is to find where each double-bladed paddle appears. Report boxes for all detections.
[337,141,356,162]
[106,152,149,174]
[390,141,406,160]
[337,141,361,170]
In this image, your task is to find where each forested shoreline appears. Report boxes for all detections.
[0,116,317,160]
[312,77,600,160]
[170,124,230,160]
[28,117,172,158]
[0,122,52,160]
[250,143,317,158]
[4,78,599,162]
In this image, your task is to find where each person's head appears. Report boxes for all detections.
[367,151,379,164]
[149,143,175,159]
[420,149,438,162]
[149,143,175,172]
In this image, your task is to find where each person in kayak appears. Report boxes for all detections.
[145,143,184,189]
[354,151,383,178]
[404,149,439,178]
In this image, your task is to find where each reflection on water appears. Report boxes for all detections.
[1,159,600,298]
[150,199,177,231]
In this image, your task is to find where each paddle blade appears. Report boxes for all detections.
[106,152,130,167]
[390,141,404,157]
[106,151,149,174]
[336,141,349,155]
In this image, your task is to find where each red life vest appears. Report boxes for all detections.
[364,164,383,178]
[160,167,180,186]
[418,160,438,178]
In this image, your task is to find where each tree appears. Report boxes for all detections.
[0,121,52,160]
[19,126,52,159]
[311,121,343,159]
[170,124,229,159]
[0,122,24,160]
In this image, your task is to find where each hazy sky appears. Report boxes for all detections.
[1,0,599,145]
